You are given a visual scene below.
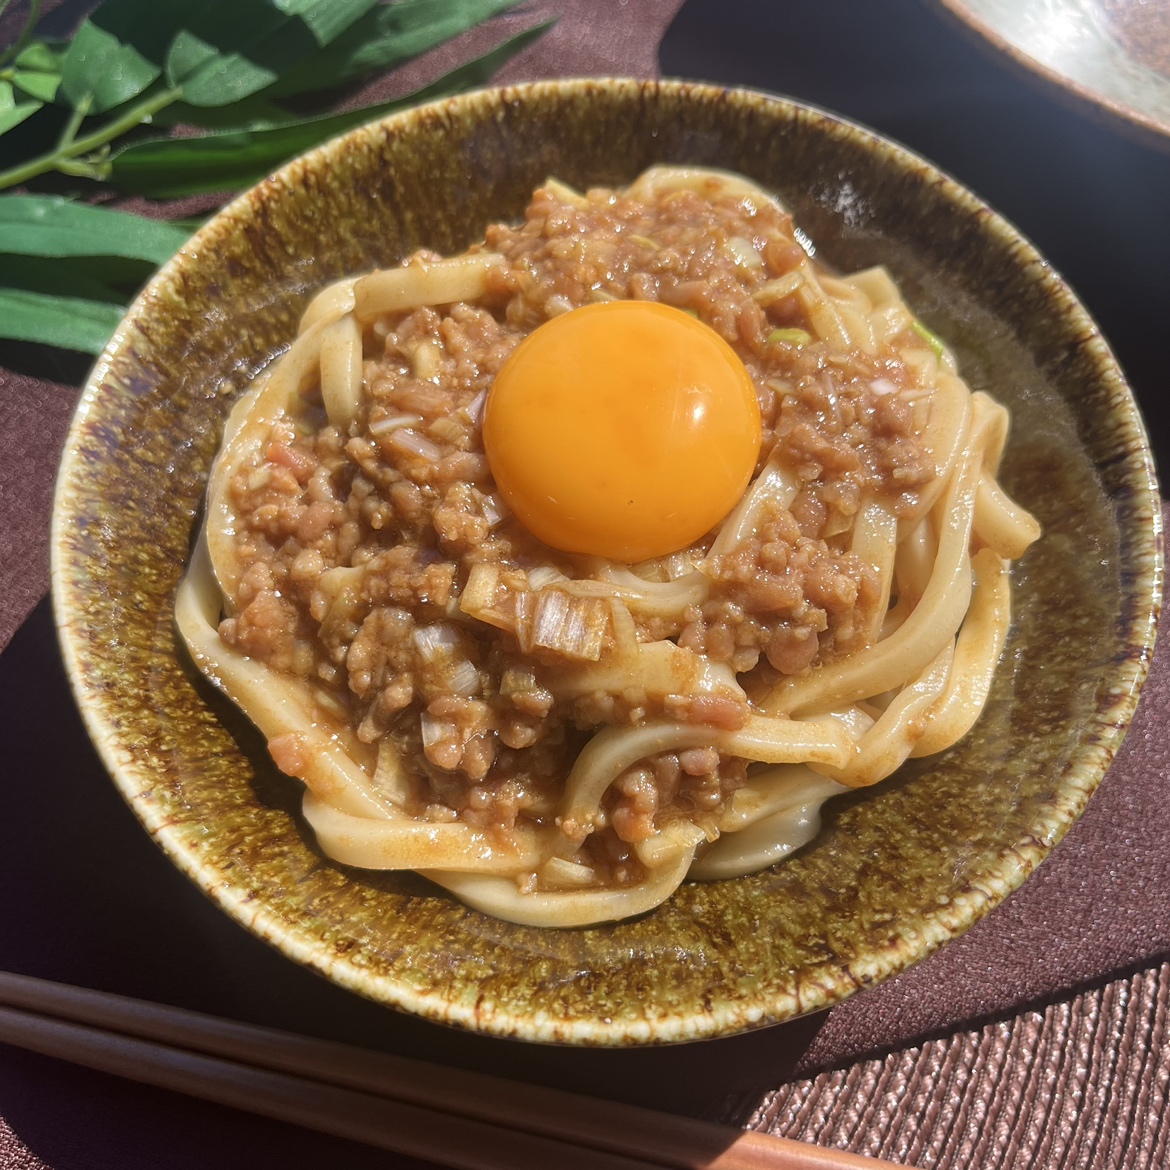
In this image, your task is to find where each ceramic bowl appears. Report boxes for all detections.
[51,79,1161,1045]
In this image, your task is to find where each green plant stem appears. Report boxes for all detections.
[0,0,41,69]
[56,94,92,149]
[55,156,108,180]
[0,85,182,190]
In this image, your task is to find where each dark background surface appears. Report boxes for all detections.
[3,1,1169,1167]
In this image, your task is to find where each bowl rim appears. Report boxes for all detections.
[51,77,1163,1045]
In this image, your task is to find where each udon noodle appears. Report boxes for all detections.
[176,167,1040,927]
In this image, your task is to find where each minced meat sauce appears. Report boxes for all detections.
[218,178,936,888]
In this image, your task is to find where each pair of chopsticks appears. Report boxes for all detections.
[0,971,903,1170]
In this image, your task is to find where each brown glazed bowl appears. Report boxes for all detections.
[52,80,1161,1045]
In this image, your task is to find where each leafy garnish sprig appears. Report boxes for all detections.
[0,0,549,355]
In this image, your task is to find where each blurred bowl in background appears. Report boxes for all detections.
[934,0,1170,147]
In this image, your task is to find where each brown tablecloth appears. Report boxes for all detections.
[3,1,1169,1167]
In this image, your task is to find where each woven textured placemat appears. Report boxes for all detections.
[755,960,1170,1169]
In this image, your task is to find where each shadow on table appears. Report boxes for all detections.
[0,596,824,1168]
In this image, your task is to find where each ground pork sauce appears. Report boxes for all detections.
[218,176,937,891]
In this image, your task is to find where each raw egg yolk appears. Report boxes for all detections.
[483,301,762,563]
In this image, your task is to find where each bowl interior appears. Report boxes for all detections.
[52,80,1160,1045]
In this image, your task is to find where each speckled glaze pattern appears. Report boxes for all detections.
[51,80,1161,1046]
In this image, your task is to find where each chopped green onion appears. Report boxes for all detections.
[911,318,946,359]
[767,327,811,346]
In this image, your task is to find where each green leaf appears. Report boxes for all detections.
[164,0,379,108]
[165,27,284,107]
[59,0,182,114]
[155,0,522,122]
[165,215,210,233]
[152,95,300,133]
[109,20,553,197]
[0,79,41,134]
[109,101,392,197]
[11,69,60,102]
[0,0,38,69]
[58,0,387,112]
[14,41,68,73]
[266,0,523,98]
[0,195,190,262]
[273,0,382,45]
[0,285,125,353]
[1,252,142,303]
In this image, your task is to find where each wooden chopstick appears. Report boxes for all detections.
[0,972,904,1170]
[0,1002,652,1170]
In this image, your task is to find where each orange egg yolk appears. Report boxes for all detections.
[483,301,762,563]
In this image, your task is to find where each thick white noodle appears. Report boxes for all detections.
[298,276,356,334]
[851,500,898,642]
[894,514,938,606]
[689,770,848,881]
[704,447,800,561]
[560,716,853,832]
[302,793,544,873]
[626,165,789,215]
[975,473,1042,559]
[715,763,848,833]
[353,254,505,322]
[905,372,971,522]
[319,313,363,432]
[910,547,1011,758]
[813,642,955,786]
[176,537,390,821]
[205,322,325,600]
[423,830,698,929]
[556,568,710,617]
[764,436,980,718]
